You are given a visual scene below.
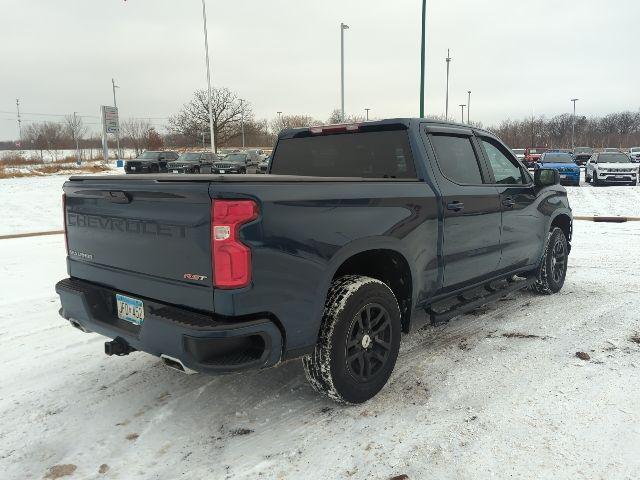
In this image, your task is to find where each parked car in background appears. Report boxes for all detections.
[512,148,526,161]
[573,147,593,166]
[628,147,640,163]
[168,151,220,174]
[211,153,249,174]
[244,149,265,173]
[524,147,548,168]
[536,152,580,186]
[125,151,179,174]
[585,152,639,186]
[57,118,572,404]
[258,155,271,174]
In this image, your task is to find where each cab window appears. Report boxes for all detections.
[480,138,527,185]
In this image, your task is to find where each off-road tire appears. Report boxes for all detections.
[302,275,402,404]
[529,227,568,295]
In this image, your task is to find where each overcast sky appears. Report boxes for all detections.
[1,0,638,140]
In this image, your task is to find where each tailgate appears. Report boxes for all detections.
[63,177,214,311]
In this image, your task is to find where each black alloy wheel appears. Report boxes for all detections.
[345,303,393,383]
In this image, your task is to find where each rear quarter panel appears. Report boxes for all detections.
[211,181,439,352]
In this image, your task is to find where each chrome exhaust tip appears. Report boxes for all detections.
[160,354,197,375]
[69,318,91,333]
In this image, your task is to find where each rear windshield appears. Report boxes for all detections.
[599,153,631,163]
[271,130,417,178]
[542,153,574,163]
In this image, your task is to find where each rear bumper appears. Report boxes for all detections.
[55,278,283,374]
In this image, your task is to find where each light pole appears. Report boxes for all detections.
[240,99,245,149]
[365,108,370,121]
[459,104,465,123]
[340,22,349,121]
[201,0,216,155]
[467,90,471,124]
[111,78,122,159]
[445,49,451,119]
[16,99,22,142]
[73,112,81,165]
[419,0,427,117]
[571,98,579,151]
[277,111,283,127]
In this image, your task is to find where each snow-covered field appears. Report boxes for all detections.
[1,175,640,479]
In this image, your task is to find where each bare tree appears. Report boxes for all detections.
[22,122,66,160]
[168,88,249,152]
[121,119,153,156]
[270,114,321,134]
[64,115,87,160]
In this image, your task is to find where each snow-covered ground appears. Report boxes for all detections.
[1,176,640,479]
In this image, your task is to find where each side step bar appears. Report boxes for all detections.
[427,276,536,325]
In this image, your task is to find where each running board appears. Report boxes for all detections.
[427,276,536,325]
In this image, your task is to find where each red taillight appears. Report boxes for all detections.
[62,193,68,253]
[211,199,258,289]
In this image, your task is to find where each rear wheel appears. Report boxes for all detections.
[193,166,200,174]
[150,164,159,174]
[529,227,568,295]
[303,275,402,404]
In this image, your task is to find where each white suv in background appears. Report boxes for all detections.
[629,147,640,163]
[585,152,639,186]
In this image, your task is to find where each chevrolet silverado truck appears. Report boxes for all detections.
[56,119,573,404]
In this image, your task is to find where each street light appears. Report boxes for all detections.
[445,49,452,119]
[571,98,579,151]
[340,22,349,121]
[467,90,471,124]
[240,99,245,149]
[459,104,466,123]
[365,108,370,121]
[201,0,216,155]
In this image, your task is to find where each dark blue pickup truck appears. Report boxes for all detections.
[56,119,572,404]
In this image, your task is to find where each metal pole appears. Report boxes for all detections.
[277,111,283,129]
[340,23,349,122]
[365,108,370,121]
[202,131,205,148]
[73,112,81,165]
[419,0,426,117]
[100,106,109,162]
[571,98,579,150]
[240,99,245,148]
[467,90,471,124]
[459,104,465,123]
[16,99,22,142]
[112,78,121,159]
[201,0,216,154]
[445,49,451,119]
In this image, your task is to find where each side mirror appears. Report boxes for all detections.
[534,168,559,187]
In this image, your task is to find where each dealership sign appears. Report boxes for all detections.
[101,106,119,134]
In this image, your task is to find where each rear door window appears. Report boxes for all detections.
[271,130,417,178]
[429,134,484,184]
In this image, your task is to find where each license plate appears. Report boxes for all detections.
[172,170,178,173]
[615,176,623,179]
[131,167,136,171]
[219,170,225,174]
[560,174,567,179]
[116,294,144,325]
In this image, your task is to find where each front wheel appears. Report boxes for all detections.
[303,275,402,404]
[593,173,599,186]
[529,227,568,295]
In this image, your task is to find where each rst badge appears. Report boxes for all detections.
[183,273,208,281]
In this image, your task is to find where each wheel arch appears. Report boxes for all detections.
[321,239,416,334]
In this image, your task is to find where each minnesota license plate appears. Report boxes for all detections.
[116,294,144,325]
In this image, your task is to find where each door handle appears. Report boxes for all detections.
[502,198,516,208]
[446,201,464,212]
